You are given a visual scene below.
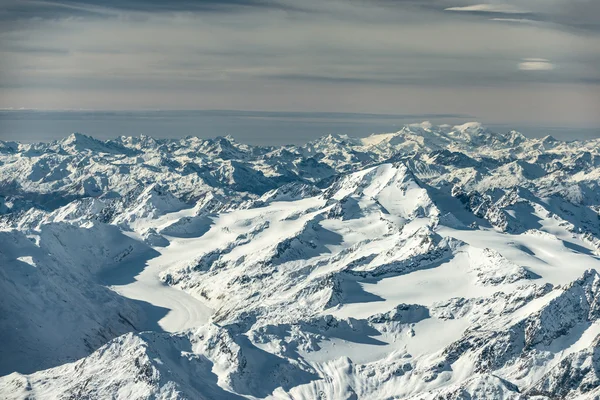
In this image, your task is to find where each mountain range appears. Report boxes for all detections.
[1,122,600,399]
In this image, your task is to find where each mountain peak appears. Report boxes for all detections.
[453,121,485,132]
[62,132,95,144]
[407,121,434,130]
[60,132,132,155]
[215,134,236,144]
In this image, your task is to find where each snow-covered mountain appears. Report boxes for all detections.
[1,122,600,399]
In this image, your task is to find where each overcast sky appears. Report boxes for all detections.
[0,0,599,128]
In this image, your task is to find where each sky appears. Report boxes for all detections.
[0,0,599,136]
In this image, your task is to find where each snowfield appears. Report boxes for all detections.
[1,122,600,399]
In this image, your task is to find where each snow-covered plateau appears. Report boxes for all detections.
[1,122,600,399]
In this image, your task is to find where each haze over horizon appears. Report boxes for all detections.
[1,109,599,145]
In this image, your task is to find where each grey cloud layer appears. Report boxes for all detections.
[0,0,598,127]
[2,0,599,31]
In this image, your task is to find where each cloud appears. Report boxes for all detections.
[518,58,555,71]
[445,4,528,14]
[0,0,298,17]
[445,1,600,33]
[490,18,540,25]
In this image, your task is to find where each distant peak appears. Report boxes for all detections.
[407,121,433,130]
[65,132,93,141]
[323,133,343,141]
[61,132,101,147]
[216,134,236,143]
[505,130,527,142]
[452,122,485,132]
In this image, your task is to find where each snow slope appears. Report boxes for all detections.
[1,123,600,399]
[0,223,155,375]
